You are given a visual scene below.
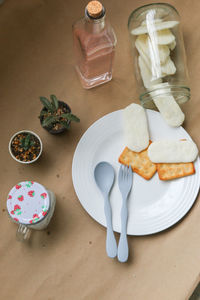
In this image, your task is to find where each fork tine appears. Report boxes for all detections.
[127,165,130,177]
[124,165,128,180]
[128,165,132,180]
[128,164,132,175]
[118,164,123,183]
[123,165,126,180]
[118,164,133,184]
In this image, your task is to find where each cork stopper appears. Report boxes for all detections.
[86,1,103,19]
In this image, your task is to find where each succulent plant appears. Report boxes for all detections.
[20,134,35,151]
[10,131,41,163]
[39,95,80,130]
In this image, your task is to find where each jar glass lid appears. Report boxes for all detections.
[7,181,50,225]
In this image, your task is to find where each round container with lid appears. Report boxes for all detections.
[128,3,190,109]
[7,181,56,241]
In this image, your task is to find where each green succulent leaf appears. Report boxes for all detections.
[50,94,59,111]
[60,121,70,129]
[60,113,80,122]
[24,134,31,149]
[40,97,55,112]
[19,134,34,151]
[42,115,58,127]
[30,140,34,147]
[20,138,25,148]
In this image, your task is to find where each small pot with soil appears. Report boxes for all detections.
[39,95,80,134]
[9,130,42,164]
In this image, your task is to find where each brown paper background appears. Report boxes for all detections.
[0,0,200,299]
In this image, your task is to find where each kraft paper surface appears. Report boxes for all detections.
[0,0,200,299]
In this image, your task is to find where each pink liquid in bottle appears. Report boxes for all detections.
[73,1,117,89]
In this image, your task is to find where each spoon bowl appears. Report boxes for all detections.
[94,162,115,195]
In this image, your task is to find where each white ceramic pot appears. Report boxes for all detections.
[8,130,43,164]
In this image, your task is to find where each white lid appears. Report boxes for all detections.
[7,181,50,225]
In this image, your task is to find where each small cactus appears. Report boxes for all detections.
[20,134,34,151]
[39,95,80,131]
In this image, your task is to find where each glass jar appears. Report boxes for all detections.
[128,3,190,109]
[7,181,56,242]
[73,1,117,89]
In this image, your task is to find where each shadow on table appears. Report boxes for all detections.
[23,196,69,248]
[190,283,200,300]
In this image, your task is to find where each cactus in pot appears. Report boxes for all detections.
[39,95,80,134]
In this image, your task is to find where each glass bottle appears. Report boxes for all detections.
[73,1,117,89]
[128,3,190,109]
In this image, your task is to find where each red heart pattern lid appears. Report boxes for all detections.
[7,181,50,225]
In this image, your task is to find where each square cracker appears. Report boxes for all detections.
[157,162,195,181]
[118,143,157,180]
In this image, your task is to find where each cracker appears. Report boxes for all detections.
[157,162,195,181]
[118,142,157,180]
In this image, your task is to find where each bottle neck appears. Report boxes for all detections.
[85,7,106,33]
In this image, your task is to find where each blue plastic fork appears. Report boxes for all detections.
[118,164,133,262]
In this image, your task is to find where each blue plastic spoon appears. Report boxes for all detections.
[94,162,117,258]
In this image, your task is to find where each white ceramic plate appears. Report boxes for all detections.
[72,109,200,235]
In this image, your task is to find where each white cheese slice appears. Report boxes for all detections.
[147,36,170,65]
[147,37,170,75]
[148,140,199,163]
[138,55,162,89]
[142,19,162,25]
[131,21,179,35]
[169,40,176,50]
[123,103,149,152]
[135,34,151,70]
[161,56,176,75]
[135,35,171,77]
[155,29,175,45]
[157,45,170,64]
